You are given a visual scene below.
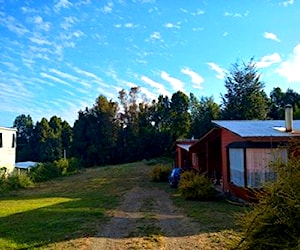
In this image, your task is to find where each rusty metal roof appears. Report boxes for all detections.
[212,120,300,137]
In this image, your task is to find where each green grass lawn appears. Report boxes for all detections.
[0,160,246,249]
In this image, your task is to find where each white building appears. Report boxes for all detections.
[0,127,17,173]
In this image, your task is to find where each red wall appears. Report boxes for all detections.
[220,129,245,191]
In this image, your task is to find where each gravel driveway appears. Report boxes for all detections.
[88,185,223,250]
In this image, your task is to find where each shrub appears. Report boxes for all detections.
[0,171,33,192]
[179,171,216,200]
[29,162,62,182]
[6,172,34,189]
[151,164,172,182]
[234,157,300,249]
[54,158,69,175]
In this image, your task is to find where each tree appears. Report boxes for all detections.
[72,95,119,166]
[170,91,191,140]
[221,59,269,120]
[189,94,220,138]
[268,87,300,119]
[13,114,34,161]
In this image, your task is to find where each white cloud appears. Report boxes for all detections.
[102,2,113,13]
[264,32,280,42]
[281,0,294,7]
[277,44,300,82]
[224,11,249,18]
[61,16,78,30]
[164,22,180,29]
[124,23,137,28]
[207,62,227,79]
[181,68,204,89]
[141,75,170,96]
[256,53,281,68]
[161,71,184,92]
[29,35,51,45]
[54,0,73,12]
[33,15,51,31]
[40,72,72,87]
[150,31,161,40]
[0,14,29,36]
[72,67,108,88]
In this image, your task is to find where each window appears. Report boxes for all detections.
[0,133,2,148]
[12,134,16,148]
[229,148,245,186]
[192,153,198,166]
[246,148,287,188]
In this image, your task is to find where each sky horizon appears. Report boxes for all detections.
[1,0,300,127]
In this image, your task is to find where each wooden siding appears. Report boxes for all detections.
[220,129,245,191]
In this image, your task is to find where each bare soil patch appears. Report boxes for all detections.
[88,184,230,250]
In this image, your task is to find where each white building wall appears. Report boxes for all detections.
[0,127,17,173]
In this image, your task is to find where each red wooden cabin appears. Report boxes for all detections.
[175,108,300,201]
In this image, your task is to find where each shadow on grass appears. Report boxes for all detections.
[0,192,116,249]
[0,163,245,249]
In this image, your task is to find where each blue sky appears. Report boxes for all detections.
[1,0,300,127]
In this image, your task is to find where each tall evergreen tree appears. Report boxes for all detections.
[221,59,269,120]
[13,114,34,161]
[170,91,191,140]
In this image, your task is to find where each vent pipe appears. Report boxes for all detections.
[285,104,293,132]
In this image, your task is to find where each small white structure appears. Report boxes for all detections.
[0,127,17,173]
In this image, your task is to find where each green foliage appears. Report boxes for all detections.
[189,94,220,138]
[151,164,172,182]
[29,162,62,182]
[268,87,300,119]
[221,58,269,120]
[0,171,33,192]
[29,158,82,182]
[235,156,300,250]
[179,171,216,200]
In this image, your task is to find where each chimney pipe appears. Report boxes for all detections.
[285,104,293,132]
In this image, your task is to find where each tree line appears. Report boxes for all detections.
[13,59,300,166]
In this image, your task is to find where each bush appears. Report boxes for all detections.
[29,158,82,182]
[179,171,216,200]
[151,164,172,182]
[0,171,33,192]
[29,162,62,182]
[234,157,300,249]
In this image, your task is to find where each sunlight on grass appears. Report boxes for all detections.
[0,197,77,217]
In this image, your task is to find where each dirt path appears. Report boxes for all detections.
[88,185,208,250]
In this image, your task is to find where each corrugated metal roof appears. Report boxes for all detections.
[212,120,300,137]
[177,143,193,151]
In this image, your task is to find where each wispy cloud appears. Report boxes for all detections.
[264,32,280,42]
[72,66,109,88]
[0,13,29,36]
[61,16,78,30]
[29,35,52,45]
[277,44,300,82]
[150,31,161,40]
[101,2,113,13]
[181,68,204,89]
[141,75,171,96]
[31,15,51,31]
[161,71,184,92]
[224,10,249,18]
[256,53,281,68]
[280,0,294,7]
[40,72,72,87]
[54,0,73,12]
[164,22,181,29]
[207,62,227,79]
